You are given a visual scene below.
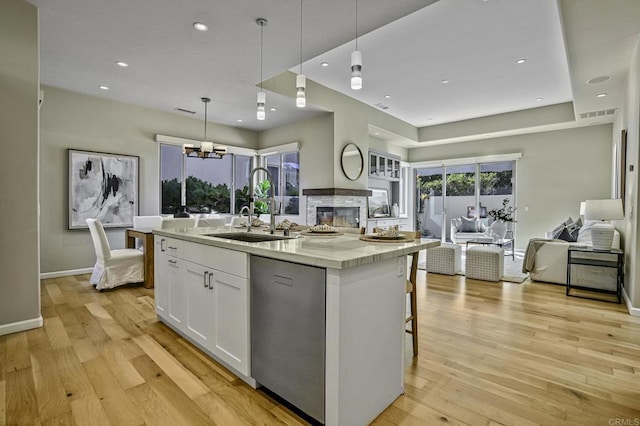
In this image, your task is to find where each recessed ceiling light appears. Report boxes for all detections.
[426,118,433,121]
[374,132,380,136]
[516,58,527,64]
[193,22,208,31]
[441,79,450,84]
[115,61,129,68]
[237,119,243,122]
[587,76,610,84]
[270,107,277,112]
[596,93,607,98]
[536,97,543,102]
[321,62,329,67]
[384,95,391,99]
[99,85,110,90]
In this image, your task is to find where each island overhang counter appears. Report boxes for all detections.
[153,227,440,425]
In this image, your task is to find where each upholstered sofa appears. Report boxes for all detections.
[526,220,620,290]
[450,217,489,244]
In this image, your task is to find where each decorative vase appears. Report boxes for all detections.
[491,220,508,240]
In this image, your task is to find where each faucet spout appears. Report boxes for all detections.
[248,167,276,234]
[238,205,251,232]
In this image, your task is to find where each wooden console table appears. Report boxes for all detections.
[126,228,155,289]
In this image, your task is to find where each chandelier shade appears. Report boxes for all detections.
[183,97,227,159]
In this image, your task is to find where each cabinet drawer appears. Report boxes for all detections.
[155,236,183,258]
[181,241,248,278]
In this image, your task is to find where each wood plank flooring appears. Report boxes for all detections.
[1,272,639,425]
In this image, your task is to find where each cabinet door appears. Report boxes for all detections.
[184,261,214,349]
[369,152,378,177]
[154,237,169,316]
[211,270,249,376]
[167,258,186,329]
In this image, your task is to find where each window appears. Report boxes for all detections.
[160,145,182,215]
[261,151,299,215]
[159,143,254,215]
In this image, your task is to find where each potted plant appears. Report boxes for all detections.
[487,198,516,239]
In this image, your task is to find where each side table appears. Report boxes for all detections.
[566,246,623,303]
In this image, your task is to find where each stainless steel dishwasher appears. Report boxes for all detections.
[250,255,326,424]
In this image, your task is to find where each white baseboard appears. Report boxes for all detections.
[0,316,43,336]
[40,268,93,280]
[622,288,640,317]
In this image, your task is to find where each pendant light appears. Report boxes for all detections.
[183,97,227,159]
[296,0,306,108]
[350,0,362,90]
[256,18,268,120]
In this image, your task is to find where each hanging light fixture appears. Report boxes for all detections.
[296,0,306,108]
[256,18,268,120]
[183,97,227,159]
[350,0,362,90]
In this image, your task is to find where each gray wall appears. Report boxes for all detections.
[409,125,614,249]
[617,36,640,310]
[39,86,258,273]
[0,0,41,331]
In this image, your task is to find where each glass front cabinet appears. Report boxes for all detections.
[369,150,400,181]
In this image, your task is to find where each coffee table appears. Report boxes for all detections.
[466,237,514,260]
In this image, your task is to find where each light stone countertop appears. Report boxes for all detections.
[153,227,440,270]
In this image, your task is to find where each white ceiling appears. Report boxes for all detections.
[28,0,640,145]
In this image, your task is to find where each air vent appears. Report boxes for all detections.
[579,108,617,119]
[374,102,389,110]
[175,107,196,114]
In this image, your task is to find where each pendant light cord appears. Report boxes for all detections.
[355,0,358,50]
[203,100,207,141]
[260,22,264,91]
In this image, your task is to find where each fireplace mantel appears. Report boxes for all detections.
[302,188,371,197]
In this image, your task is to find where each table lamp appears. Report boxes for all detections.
[584,199,623,250]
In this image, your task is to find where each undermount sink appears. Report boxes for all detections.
[205,232,296,243]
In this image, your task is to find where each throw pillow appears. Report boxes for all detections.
[556,226,577,242]
[551,222,565,239]
[460,216,480,232]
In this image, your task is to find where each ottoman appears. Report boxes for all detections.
[466,246,504,282]
[426,243,462,275]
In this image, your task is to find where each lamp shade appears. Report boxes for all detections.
[579,201,586,216]
[584,199,623,221]
[200,141,214,153]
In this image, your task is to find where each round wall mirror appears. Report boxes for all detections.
[340,143,364,181]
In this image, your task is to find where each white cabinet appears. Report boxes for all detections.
[153,236,249,377]
[211,270,248,373]
[154,237,169,315]
[154,236,185,327]
[184,261,214,349]
[366,218,410,234]
[369,150,400,181]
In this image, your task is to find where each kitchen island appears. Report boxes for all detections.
[153,226,439,426]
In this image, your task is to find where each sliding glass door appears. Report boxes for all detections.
[416,167,444,239]
[415,161,515,241]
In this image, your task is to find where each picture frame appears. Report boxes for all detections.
[618,129,627,213]
[68,149,139,229]
[368,188,390,217]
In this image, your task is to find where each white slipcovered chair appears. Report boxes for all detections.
[161,217,196,229]
[132,215,163,249]
[133,215,163,229]
[196,217,228,228]
[86,218,144,290]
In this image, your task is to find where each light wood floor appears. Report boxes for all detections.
[1,273,639,425]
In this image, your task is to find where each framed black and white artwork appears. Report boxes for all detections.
[68,149,139,229]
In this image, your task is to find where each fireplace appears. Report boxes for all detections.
[316,207,360,228]
[303,188,370,230]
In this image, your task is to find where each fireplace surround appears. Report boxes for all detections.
[303,188,370,229]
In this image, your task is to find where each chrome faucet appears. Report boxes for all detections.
[238,206,251,222]
[248,166,276,234]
